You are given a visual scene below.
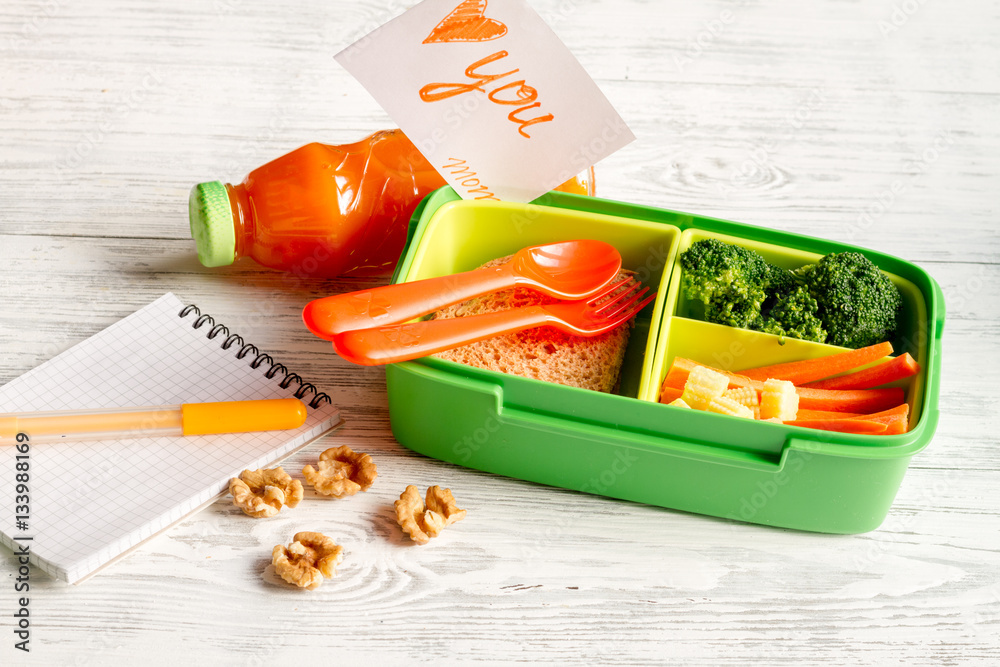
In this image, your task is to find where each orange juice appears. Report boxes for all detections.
[189,129,594,278]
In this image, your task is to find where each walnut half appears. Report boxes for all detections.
[271,531,343,590]
[229,467,303,518]
[394,485,467,545]
[302,445,377,498]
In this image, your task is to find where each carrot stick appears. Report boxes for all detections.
[788,419,889,434]
[848,404,909,420]
[854,414,907,435]
[806,414,907,434]
[794,412,907,435]
[797,404,908,421]
[664,357,904,412]
[667,357,757,390]
[795,386,903,413]
[849,404,910,434]
[795,405,908,425]
[660,368,690,391]
[796,408,865,420]
[659,386,683,404]
[736,341,893,384]
[802,353,920,390]
[869,413,907,428]
[882,419,908,435]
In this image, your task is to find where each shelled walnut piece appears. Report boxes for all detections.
[272,531,344,590]
[229,467,303,518]
[302,445,377,498]
[395,485,467,545]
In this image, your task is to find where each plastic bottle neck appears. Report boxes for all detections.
[225,183,255,259]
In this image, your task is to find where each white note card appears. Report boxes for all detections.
[336,0,634,202]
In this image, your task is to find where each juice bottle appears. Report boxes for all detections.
[189,129,595,278]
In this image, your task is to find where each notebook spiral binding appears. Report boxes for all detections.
[177,304,332,408]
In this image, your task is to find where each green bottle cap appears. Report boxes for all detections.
[189,181,236,267]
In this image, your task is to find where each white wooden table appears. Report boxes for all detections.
[2,0,998,664]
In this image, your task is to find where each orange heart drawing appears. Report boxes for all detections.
[423,0,508,44]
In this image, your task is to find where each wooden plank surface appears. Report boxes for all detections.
[1,0,998,664]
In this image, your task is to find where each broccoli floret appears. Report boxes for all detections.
[761,263,800,316]
[705,295,766,330]
[796,251,901,348]
[680,239,770,328]
[680,241,901,348]
[762,285,828,343]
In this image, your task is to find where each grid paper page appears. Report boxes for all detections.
[0,293,341,583]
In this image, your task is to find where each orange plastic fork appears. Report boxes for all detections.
[302,240,622,339]
[331,278,656,366]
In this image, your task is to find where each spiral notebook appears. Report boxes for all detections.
[0,293,342,584]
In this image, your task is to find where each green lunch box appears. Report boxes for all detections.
[386,187,944,534]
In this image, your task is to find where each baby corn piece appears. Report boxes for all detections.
[708,395,754,419]
[668,398,692,409]
[681,365,729,410]
[725,386,760,420]
[724,386,758,408]
[760,378,799,421]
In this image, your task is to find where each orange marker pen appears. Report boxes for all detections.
[0,398,308,445]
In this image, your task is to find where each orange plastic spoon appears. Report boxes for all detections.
[302,239,622,339]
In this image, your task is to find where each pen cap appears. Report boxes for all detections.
[181,398,307,436]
